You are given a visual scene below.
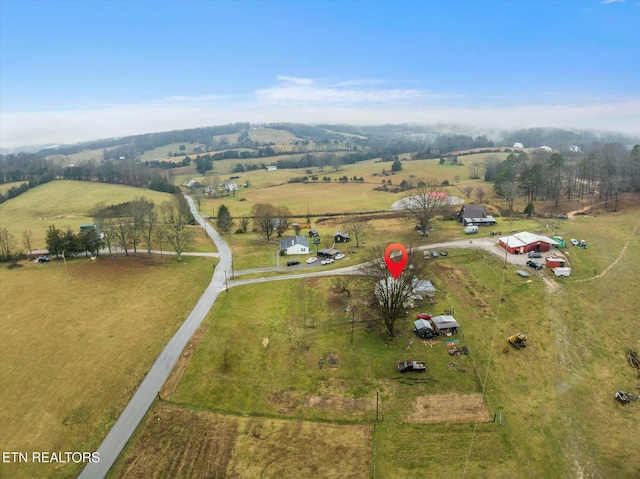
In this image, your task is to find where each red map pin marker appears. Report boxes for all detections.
[384,243,408,280]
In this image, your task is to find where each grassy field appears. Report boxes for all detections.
[0,180,176,248]
[3,155,639,478]
[110,208,640,478]
[0,255,214,479]
[137,142,208,162]
[0,181,28,195]
[187,154,508,220]
[248,127,301,144]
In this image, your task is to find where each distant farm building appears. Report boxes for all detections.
[26,249,50,260]
[499,232,559,254]
[266,165,278,171]
[458,205,496,226]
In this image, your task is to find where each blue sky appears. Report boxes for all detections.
[1,0,638,149]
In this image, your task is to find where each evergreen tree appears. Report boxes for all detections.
[216,204,234,234]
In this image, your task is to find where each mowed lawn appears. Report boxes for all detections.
[0,255,213,479]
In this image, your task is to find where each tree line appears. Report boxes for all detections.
[487,144,640,212]
[37,195,197,261]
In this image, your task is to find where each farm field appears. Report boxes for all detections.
[0,180,175,247]
[0,255,214,479]
[185,154,510,219]
[0,181,28,195]
[110,208,640,478]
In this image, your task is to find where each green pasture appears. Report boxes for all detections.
[0,255,214,479]
[64,146,122,164]
[133,209,640,478]
[138,142,207,162]
[0,180,175,248]
[189,154,507,218]
[248,127,300,144]
[0,181,27,195]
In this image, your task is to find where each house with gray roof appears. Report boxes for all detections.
[280,236,310,255]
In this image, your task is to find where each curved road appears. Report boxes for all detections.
[78,196,231,479]
[79,212,525,478]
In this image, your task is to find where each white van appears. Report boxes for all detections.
[464,225,479,234]
[553,267,571,277]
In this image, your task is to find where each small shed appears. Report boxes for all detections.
[26,249,50,260]
[318,248,340,258]
[414,319,435,339]
[546,257,566,269]
[334,230,350,243]
[410,279,436,298]
[430,315,460,336]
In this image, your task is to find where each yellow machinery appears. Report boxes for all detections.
[503,333,527,353]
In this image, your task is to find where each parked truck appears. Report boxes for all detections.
[397,360,427,373]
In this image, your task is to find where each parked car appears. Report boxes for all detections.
[397,360,427,373]
[526,260,543,270]
[334,253,345,260]
[464,225,479,234]
[416,312,434,320]
[321,258,334,265]
[570,239,579,246]
[35,256,50,263]
[579,240,587,249]
[528,251,542,258]
[286,260,300,266]
[306,257,318,264]
[431,251,438,258]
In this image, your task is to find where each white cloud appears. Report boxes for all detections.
[275,76,316,85]
[254,76,426,104]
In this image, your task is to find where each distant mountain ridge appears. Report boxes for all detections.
[5,123,638,159]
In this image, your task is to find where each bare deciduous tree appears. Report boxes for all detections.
[22,229,33,254]
[331,276,353,297]
[399,187,448,235]
[359,246,429,337]
[0,227,15,260]
[252,203,276,241]
[347,217,369,247]
[160,197,195,261]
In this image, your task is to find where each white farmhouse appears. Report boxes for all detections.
[280,236,310,255]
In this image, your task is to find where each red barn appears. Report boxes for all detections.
[498,232,559,255]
